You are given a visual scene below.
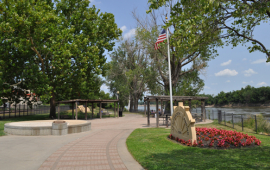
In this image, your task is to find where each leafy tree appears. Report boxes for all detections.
[106,39,148,111]
[174,70,205,96]
[242,85,255,103]
[0,0,121,117]
[148,0,270,62]
[134,3,220,96]
[203,85,270,105]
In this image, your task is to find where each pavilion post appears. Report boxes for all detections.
[58,103,60,119]
[114,102,116,118]
[144,101,146,116]
[85,101,87,120]
[147,98,150,126]
[92,103,94,119]
[72,102,74,119]
[201,100,205,122]
[75,101,78,120]
[117,101,119,118]
[188,99,191,112]
[156,98,159,128]
[161,100,163,115]
[100,102,102,119]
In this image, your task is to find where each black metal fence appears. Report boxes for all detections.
[0,104,71,120]
[206,109,270,134]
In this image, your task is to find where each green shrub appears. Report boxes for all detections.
[241,114,270,133]
[256,114,270,133]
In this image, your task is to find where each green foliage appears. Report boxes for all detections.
[202,85,270,105]
[106,39,147,110]
[148,0,270,62]
[0,0,121,116]
[255,114,270,133]
[137,2,221,97]
[174,70,205,96]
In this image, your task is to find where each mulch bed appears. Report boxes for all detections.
[168,127,261,149]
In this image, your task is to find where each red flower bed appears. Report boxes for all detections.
[168,127,261,149]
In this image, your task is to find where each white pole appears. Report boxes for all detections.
[166,18,173,116]
[127,95,130,111]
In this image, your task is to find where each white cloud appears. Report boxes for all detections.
[243,69,257,77]
[204,86,210,89]
[266,62,270,66]
[221,60,231,66]
[120,25,127,32]
[123,28,136,39]
[242,81,254,84]
[226,80,230,83]
[251,59,265,64]
[242,58,247,61]
[215,69,238,76]
[257,82,267,86]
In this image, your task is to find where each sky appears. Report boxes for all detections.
[91,0,270,96]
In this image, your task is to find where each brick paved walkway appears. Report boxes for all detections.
[39,114,157,170]
[0,113,212,170]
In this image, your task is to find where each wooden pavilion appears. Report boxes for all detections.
[144,96,208,127]
[57,99,119,120]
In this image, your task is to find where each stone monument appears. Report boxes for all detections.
[171,102,197,144]
[78,105,91,113]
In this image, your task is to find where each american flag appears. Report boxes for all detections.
[155,29,166,50]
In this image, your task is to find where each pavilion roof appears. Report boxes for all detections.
[144,95,208,101]
[57,99,118,104]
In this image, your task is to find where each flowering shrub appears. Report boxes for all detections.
[192,140,198,147]
[168,128,262,149]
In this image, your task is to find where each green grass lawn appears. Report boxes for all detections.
[127,121,270,170]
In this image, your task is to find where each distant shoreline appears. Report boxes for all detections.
[138,104,270,108]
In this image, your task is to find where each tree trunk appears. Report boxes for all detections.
[164,83,172,114]
[134,97,138,111]
[129,97,134,112]
[50,92,56,118]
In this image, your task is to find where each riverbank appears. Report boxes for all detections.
[139,104,270,108]
[206,103,270,108]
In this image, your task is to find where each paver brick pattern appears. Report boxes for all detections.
[39,114,159,170]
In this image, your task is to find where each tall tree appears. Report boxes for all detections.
[148,0,270,63]
[133,6,219,96]
[0,0,121,117]
[106,39,148,111]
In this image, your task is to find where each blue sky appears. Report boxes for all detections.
[92,0,270,96]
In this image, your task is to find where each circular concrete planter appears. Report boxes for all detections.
[4,120,91,136]
[52,121,68,136]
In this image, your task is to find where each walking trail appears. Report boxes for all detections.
[0,113,212,170]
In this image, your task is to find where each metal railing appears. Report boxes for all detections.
[0,104,71,120]
[212,110,270,134]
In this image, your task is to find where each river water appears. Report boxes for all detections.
[137,105,270,116]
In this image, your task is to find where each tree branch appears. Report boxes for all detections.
[223,23,270,58]
[30,37,45,73]
[181,52,200,67]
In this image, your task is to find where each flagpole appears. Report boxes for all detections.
[166,17,174,116]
